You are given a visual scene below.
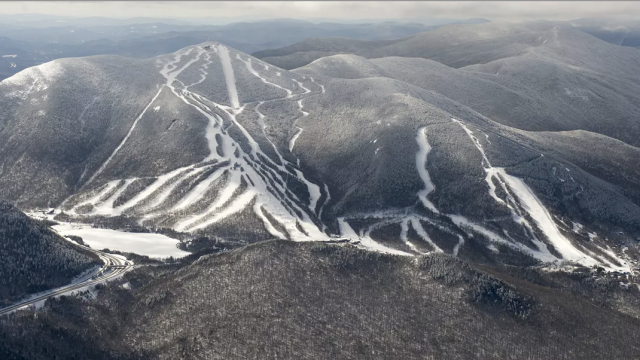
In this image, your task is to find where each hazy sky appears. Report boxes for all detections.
[2,1,640,22]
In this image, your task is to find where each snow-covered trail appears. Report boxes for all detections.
[190,190,258,231]
[496,168,601,265]
[451,118,605,267]
[288,99,309,154]
[338,217,412,256]
[218,45,239,109]
[317,184,331,220]
[173,171,242,231]
[237,54,293,98]
[415,127,440,214]
[168,166,227,212]
[289,127,303,152]
[310,77,325,94]
[84,86,165,186]
[185,51,213,90]
[137,166,213,220]
[293,79,311,94]
[254,201,287,240]
[91,179,137,215]
[408,217,443,253]
[63,45,384,250]
[153,46,328,239]
[115,167,194,213]
[83,48,205,188]
[400,218,421,253]
[70,181,121,210]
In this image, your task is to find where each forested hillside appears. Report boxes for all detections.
[0,201,100,306]
[1,240,639,359]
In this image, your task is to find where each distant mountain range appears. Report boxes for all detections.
[0,17,487,81]
[254,19,640,67]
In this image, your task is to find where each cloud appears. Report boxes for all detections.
[1,1,640,22]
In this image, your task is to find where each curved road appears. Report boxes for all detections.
[0,248,133,316]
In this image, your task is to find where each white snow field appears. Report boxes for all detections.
[53,223,188,258]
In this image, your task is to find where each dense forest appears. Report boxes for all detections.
[0,201,100,306]
[0,240,639,359]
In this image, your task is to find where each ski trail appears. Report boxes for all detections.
[91,179,136,215]
[255,101,266,127]
[174,171,243,231]
[293,79,311,94]
[410,217,443,253]
[190,190,257,231]
[289,127,303,152]
[337,217,359,238]
[70,181,120,212]
[77,96,99,133]
[161,47,204,86]
[496,168,599,265]
[338,217,411,256]
[86,48,204,187]
[168,166,226,212]
[85,86,165,185]
[185,51,212,90]
[317,184,332,232]
[293,168,321,213]
[310,77,325,94]
[451,118,599,266]
[448,214,555,261]
[415,127,440,214]
[254,202,287,240]
[451,119,505,205]
[140,167,209,216]
[289,99,308,153]
[297,99,309,117]
[400,218,422,253]
[115,167,191,212]
[452,234,465,257]
[237,54,293,98]
[217,45,240,109]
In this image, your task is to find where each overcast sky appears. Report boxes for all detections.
[2,1,640,22]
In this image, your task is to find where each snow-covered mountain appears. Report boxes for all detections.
[0,38,638,273]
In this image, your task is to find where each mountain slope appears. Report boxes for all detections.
[292,24,640,148]
[0,40,638,273]
[0,201,100,306]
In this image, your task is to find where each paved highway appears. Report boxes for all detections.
[0,248,133,316]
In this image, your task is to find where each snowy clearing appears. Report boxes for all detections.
[53,223,189,258]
